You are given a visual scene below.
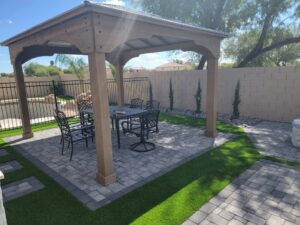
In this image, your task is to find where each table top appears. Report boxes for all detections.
[81,106,146,119]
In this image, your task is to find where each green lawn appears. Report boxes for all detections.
[1,113,261,225]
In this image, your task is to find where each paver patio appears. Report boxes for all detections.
[245,121,300,163]
[4,121,232,210]
[183,160,300,225]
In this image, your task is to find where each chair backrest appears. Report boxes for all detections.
[145,100,160,110]
[54,110,71,137]
[142,109,160,130]
[130,98,143,108]
[77,99,92,112]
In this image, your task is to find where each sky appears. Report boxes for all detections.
[0,0,186,73]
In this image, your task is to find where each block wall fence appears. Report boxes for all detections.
[124,67,300,122]
[1,67,299,122]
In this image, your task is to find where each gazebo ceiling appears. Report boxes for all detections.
[1,1,227,65]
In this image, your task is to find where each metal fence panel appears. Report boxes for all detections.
[0,77,149,131]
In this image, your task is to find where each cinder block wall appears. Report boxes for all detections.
[124,67,300,122]
[1,67,299,122]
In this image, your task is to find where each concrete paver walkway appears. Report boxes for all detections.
[245,121,300,163]
[2,176,44,202]
[0,161,23,173]
[183,160,300,225]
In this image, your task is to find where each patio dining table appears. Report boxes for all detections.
[81,106,146,148]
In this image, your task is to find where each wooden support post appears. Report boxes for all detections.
[88,52,116,186]
[13,62,33,139]
[115,63,125,106]
[205,56,219,137]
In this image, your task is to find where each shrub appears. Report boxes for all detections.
[149,81,153,107]
[169,78,174,111]
[231,80,241,120]
[194,79,202,113]
[50,81,65,96]
[24,63,61,77]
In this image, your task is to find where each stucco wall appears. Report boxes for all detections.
[124,67,300,122]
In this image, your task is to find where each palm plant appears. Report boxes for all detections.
[55,54,86,80]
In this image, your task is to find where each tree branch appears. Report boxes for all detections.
[236,36,300,67]
[261,36,300,53]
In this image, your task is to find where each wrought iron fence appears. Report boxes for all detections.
[0,77,149,131]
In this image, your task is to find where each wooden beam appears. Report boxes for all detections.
[88,52,116,186]
[13,62,33,139]
[18,45,83,64]
[125,42,138,50]
[205,56,219,137]
[153,35,170,45]
[139,38,155,47]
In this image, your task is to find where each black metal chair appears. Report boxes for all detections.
[145,100,160,110]
[54,110,94,161]
[121,110,160,152]
[77,99,95,141]
[54,110,82,145]
[130,98,143,108]
[77,99,94,126]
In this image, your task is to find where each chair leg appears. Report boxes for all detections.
[60,135,63,144]
[67,141,70,149]
[85,137,88,148]
[70,142,74,161]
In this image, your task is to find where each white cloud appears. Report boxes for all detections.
[126,52,169,69]
[103,0,125,6]
[7,20,13,24]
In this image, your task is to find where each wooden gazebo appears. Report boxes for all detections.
[1,1,227,186]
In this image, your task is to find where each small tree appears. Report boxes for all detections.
[194,79,202,113]
[108,63,116,79]
[231,80,241,120]
[55,54,86,80]
[149,81,153,108]
[169,78,174,111]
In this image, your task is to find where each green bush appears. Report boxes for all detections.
[149,81,153,107]
[50,81,65,96]
[169,78,174,111]
[194,79,202,113]
[24,63,61,77]
[231,80,241,120]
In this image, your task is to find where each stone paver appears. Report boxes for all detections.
[0,160,23,173]
[183,160,300,225]
[2,176,44,202]
[4,122,232,210]
[0,149,8,157]
[0,171,7,225]
[245,121,300,163]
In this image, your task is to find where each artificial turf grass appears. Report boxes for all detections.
[2,135,261,225]
[262,155,300,169]
[1,113,260,225]
[160,112,244,135]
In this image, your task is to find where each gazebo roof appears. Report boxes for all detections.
[1,2,226,46]
[1,1,227,65]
